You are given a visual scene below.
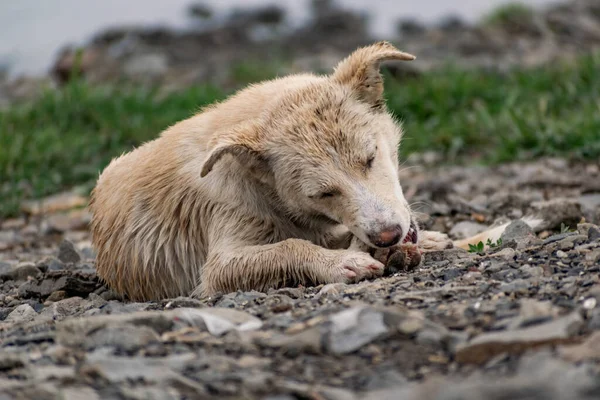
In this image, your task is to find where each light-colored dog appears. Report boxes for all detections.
[90,41,504,301]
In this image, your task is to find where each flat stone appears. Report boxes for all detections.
[589,226,600,242]
[57,240,81,264]
[531,199,582,231]
[456,312,584,364]
[21,191,87,215]
[60,387,101,400]
[449,221,488,240]
[500,219,535,243]
[85,324,160,351]
[326,306,388,355]
[57,307,262,347]
[558,331,600,363]
[0,262,41,281]
[4,304,38,324]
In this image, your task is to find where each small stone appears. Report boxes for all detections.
[490,248,517,259]
[500,219,535,243]
[531,199,582,231]
[589,226,600,242]
[326,306,388,355]
[57,240,81,264]
[46,290,67,302]
[173,307,263,336]
[1,262,41,281]
[21,191,87,215]
[60,387,101,400]
[4,304,38,324]
[558,331,600,363]
[556,250,569,258]
[398,318,423,335]
[450,221,488,239]
[85,324,160,351]
[456,312,584,364]
[499,279,531,294]
[583,297,597,310]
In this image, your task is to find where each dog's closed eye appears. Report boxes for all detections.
[365,154,375,169]
[309,189,340,199]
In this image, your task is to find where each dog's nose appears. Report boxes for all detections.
[368,225,403,248]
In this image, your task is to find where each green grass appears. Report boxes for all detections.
[481,2,534,26]
[1,53,600,218]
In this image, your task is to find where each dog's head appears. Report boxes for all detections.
[201,41,418,248]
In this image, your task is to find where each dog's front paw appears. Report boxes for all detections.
[418,230,454,252]
[327,251,384,284]
[372,244,422,275]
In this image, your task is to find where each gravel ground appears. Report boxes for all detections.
[1,157,600,400]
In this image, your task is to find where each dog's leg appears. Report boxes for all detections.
[194,238,384,297]
[418,230,454,252]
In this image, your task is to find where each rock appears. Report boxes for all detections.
[43,209,91,233]
[57,307,262,347]
[558,331,600,363]
[18,271,99,299]
[325,306,388,355]
[57,240,81,263]
[531,199,582,231]
[589,226,600,242]
[456,312,584,364]
[556,250,569,258]
[500,219,535,243]
[499,279,531,294]
[173,307,263,336]
[46,290,67,302]
[449,221,488,239]
[0,262,41,281]
[4,304,38,324]
[37,257,66,272]
[21,191,87,215]
[123,53,169,78]
[59,387,101,400]
[85,324,160,351]
[37,296,90,322]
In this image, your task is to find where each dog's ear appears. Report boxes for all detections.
[201,121,269,178]
[332,41,415,109]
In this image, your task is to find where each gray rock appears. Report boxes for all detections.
[85,324,160,351]
[449,221,488,240]
[4,303,37,324]
[499,279,531,294]
[57,240,81,263]
[0,262,41,281]
[456,312,584,364]
[326,306,388,355]
[531,199,582,231]
[588,226,600,242]
[500,219,535,243]
[59,387,101,400]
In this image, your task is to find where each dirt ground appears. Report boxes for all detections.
[1,157,599,399]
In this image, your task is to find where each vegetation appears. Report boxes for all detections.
[482,2,534,26]
[1,53,600,217]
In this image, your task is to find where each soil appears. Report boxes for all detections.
[1,157,599,399]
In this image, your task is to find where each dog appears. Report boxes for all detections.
[90,41,516,301]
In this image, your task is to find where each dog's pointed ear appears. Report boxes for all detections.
[200,121,268,178]
[332,41,415,109]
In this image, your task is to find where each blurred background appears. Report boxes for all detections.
[1,0,599,218]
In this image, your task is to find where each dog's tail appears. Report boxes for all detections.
[453,217,544,250]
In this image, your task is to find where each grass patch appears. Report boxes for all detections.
[1,53,600,217]
[481,2,534,26]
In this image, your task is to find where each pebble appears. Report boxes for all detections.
[456,312,584,364]
[4,304,38,324]
[57,240,81,264]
